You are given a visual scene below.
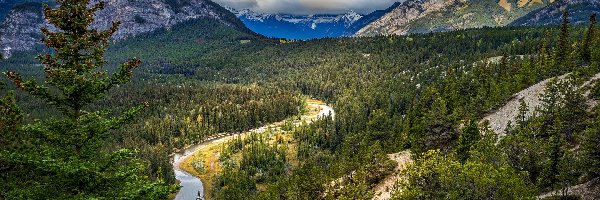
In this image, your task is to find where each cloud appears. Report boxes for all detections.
[216,0,259,8]
[214,0,401,15]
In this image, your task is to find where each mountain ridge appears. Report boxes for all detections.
[355,0,553,36]
[0,0,248,58]
[511,0,600,26]
[227,7,363,40]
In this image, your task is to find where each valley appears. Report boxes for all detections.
[0,0,600,200]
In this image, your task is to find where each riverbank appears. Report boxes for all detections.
[174,99,334,199]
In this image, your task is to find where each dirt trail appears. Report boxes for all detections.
[537,178,600,200]
[372,151,412,200]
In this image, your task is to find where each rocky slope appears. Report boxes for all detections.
[228,7,362,40]
[483,72,600,137]
[343,2,401,36]
[511,0,600,26]
[356,0,553,36]
[0,0,47,22]
[0,2,44,57]
[0,0,247,58]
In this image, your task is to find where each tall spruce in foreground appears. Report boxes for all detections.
[1,0,175,199]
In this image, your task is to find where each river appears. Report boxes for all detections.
[171,102,335,200]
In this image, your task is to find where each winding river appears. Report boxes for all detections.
[171,102,335,200]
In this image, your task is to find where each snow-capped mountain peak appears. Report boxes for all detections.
[226,7,364,40]
[341,10,363,23]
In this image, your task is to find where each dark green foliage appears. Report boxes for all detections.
[582,14,597,63]
[456,119,481,163]
[583,107,600,177]
[393,150,536,200]
[557,11,572,67]
[238,139,288,183]
[1,1,175,198]
[593,81,600,100]
[212,170,257,200]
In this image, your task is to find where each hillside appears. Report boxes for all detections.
[511,0,600,26]
[356,0,552,36]
[0,0,248,58]
[343,2,401,36]
[0,0,47,22]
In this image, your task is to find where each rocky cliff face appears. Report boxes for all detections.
[343,2,401,36]
[0,3,44,57]
[511,0,600,26]
[356,0,552,36]
[356,0,463,36]
[0,0,245,58]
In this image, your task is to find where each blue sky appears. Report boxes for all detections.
[213,0,402,15]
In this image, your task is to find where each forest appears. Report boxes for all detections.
[1,0,600,199]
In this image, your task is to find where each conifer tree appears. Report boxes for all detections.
[516,98,529,127]
[1,0,175,199]
[456,119,480,163]
[583,107,600,177]
[582,13,597,63]
[556,11,572,72]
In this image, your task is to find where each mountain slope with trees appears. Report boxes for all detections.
[511,0,600,26]
[356,0,552,36]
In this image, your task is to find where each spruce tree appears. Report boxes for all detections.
[556,11,572,72]
[2,0,175,199]
[516,98,529,127]
[582,13,597,63]
[583,107,600,177]
[456,119,481,163]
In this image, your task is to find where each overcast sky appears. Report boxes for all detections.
[213,0,402,15]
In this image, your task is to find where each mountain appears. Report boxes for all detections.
[0,0,47,23]
[356,0,553,36]
[228,7,363,40]
[0,0,248,58]
[510,0,600,26]
[343,2,401,36]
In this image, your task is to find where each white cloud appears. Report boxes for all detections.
[214,0,402,15]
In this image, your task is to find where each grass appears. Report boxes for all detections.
[178,99,327,199]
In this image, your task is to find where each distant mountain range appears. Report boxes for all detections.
[355,0,553,36]
[353,0,599,36]
[227,7,363,40]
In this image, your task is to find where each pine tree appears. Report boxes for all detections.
[516,98,529,127]
[541,135,563,189]
[582,13,597,63]
[456,119,481,163]
[583,107,600,177]
[2,0,175,199]
[556,11,572,72]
